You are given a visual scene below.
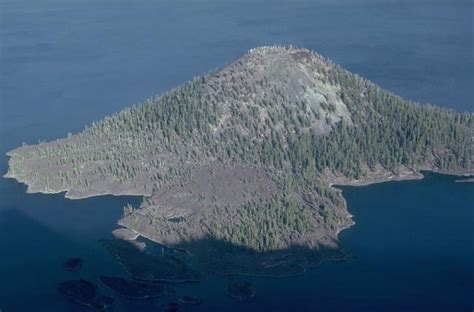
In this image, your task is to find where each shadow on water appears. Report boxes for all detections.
[174,236,348,278]
[98,233,352,311]
[0,208,139,312]
[0,208,350,312]
[0,208,82,311]
[0,172,473,312]
[105,234,348,281]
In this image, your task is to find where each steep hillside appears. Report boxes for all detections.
[5,46,473,273]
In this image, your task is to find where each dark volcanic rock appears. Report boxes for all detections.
[225,281,256,302]
[101,239,199,283]
[57,279,98,309]
[58,279,114,310]
[58,279,96,305]
[177,295,202,305]
[98,275,172,299]
[63,257,83,271]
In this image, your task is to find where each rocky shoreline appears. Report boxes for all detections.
[455,177,474,183]
[5,158,471,256]
[327,166,473,188]
[4,45,472,278]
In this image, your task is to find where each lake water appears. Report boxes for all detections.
[0,0,473,311]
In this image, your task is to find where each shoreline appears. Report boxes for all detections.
[115,220,354,279]
[328,167,473,188]
[4,162,472,278]
[455,177,474,183]
[5,159,472,202]
[2,172,147,200]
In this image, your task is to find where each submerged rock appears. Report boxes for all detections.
[163,302,179,312]
[225,281,256,302]
[177,295,202,305]
[98,275,172,299]
[101,239,199,283]
[58,279,96,305]
[58,279,113,310]
[63,257,83,271]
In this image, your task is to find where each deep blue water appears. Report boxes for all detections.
[0,0,473,311]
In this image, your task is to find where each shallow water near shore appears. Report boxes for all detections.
[1,0,473,311]
[1,164,473,311]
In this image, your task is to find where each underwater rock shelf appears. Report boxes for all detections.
[99,276,173,299]
[177,295,202,305]
[225,281,256,302]
[57,279,114,310]
[101,238,200,283]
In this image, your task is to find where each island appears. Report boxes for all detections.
[98,275,173,299]
[5,46,473,277]
[57,279,114,310]
[100,238,200,282]
[63,257,83,271]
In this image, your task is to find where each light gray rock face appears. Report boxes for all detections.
[207,46,351,138]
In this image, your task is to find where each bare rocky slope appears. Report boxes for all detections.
[5,46,473,274]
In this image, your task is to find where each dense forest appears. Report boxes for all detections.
[6,46,473,253]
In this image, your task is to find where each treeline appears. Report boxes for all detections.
[8,48,473,252]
